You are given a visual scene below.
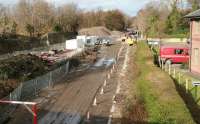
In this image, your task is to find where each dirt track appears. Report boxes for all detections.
[6,40,133,124]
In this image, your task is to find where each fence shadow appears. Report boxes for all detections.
[173,79,200,124]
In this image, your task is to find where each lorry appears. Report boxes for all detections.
[159,43,189,64]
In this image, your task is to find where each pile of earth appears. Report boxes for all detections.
[78,26,111,36]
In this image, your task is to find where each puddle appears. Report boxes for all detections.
[92,57,116,68]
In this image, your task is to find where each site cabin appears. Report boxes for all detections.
[77,35,98,46]
[65,39,85,50]
[86,36,98,46]
[159,43,189,64]
[185,9,200,74]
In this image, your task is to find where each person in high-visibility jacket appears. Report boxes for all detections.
[126,37,134,46]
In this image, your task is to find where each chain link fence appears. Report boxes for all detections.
[0,61,69,123]
[0,48,84,123]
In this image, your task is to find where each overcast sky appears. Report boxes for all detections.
[0,0,160,16]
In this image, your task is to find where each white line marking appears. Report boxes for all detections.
[107,114,112,124]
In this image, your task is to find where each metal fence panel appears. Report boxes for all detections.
[36,73,50,92]
[21,80,36,100]
[0,56,77,123]
[10,83,22,101]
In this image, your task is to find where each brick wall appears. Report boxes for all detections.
[191,20,200,74]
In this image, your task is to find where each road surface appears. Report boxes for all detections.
[7,41,130,124]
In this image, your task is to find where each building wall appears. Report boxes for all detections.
[191,20,200,74]
[147,38,187,43]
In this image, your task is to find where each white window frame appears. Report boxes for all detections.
[194,48,199,65]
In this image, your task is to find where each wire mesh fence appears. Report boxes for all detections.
[0,60,70,123]
[0,47,85,123]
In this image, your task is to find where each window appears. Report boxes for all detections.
[174,49,184,55]
[86,39,91,44]
[194,48,199,65]
[195,21,200,34]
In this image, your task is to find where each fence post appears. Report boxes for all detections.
[178,72,181,84]
[32,104,37,124]
[158,57,161,68]
[59,66,62,74]
[185,79,189,93]
[173,68,176,78]
[19,83,23,100]
[9,92,12,101]
[49,72,52,88]
[195,86,198,101]
[168,63,171,75]
[65,61,69,74]
[34,79,38,97]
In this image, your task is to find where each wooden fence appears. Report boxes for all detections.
[160,61,200,103]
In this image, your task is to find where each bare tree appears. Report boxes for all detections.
[15,0,32,35]
[32,0,54,36]
[56,3,79,33]
[187,0,200,10]
[135,0,170,38]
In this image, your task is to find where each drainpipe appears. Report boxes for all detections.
[189,19,193,72]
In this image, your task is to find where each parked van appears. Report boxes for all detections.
[159,43,189,64]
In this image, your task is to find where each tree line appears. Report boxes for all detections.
[133,0,200,38]
[0,0,129,38]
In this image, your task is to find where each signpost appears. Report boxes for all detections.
[192,81,200,101]
[192,81,200,86]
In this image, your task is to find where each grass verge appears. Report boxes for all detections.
[134,41,195,124]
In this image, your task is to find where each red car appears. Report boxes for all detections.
[159,43,189,64]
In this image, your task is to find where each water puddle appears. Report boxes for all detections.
[92,57,116,69]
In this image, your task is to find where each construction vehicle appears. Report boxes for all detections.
[126,37,134,46]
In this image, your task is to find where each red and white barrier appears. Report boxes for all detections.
[0,100,37,124]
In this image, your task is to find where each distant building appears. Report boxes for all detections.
[185,9,200,74]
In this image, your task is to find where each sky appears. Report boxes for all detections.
[0,0,156,16]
